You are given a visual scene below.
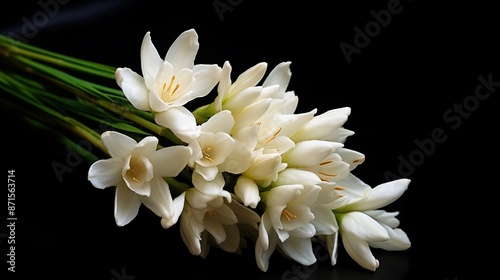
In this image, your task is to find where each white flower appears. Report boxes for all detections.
[282,140,351,182]
[260,61,298,115]
[115,29,221,133]
[214,61,267,114]
[87,131,191,227]
[291,107,353,143]
[332,175,411,271]
[188,110,254,195]
[179,188,260,257]
[255,183,321,272]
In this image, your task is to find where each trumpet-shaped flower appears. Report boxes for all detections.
[260,61,298,115]
[291,107,353,143]
[187,110,254,195]
[332,175,411,271]
[282,140,351,182]
[255,182,321,272]
[115,29,221,132]
[179,188,260,257]
[87,131,191,227]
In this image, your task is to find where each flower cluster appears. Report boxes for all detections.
[85,29,411,272]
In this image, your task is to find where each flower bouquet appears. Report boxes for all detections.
[0,28,410,272]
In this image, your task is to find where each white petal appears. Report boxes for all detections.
[161,191,186,229]
[140,32,162,90]
[243,152,282,181]
[180,208,203,255]
[275,168,321,186]
[289,222,316,238]
[215,61,232,110]
[88,158,122,189]
[369,225,411,251]
[282,140,339,167]
[262,61,292,93]
[348,179,410,211]
[334,173,372,205]
[150,146,191,177]
[195,165,219,181]
[340,212,389,242]
[232,98,271,131]
[341,232,379,271]
[266,184,303,207]
[234,176,261,208]
[165,29,199,70]
[291,107,351,142]
[280,235,316,266]
[230,62,267,94]
[149,61,175,112]
[216,224,240,253]
[114,183,141,226]
[325,232,340,266]
[134,135,159,157]
[154,106,198,143]
[201,110,234,134]
[311,206,337,235]
[204,214,226,244]
[101,131,136,159]
[223,86,262,114]
[115,68,151,111]
[227,196,261,228]
[191,64,222,98]
[337,148,365,170]
[192,171,225,195]
[121,154,153,196]
[140,176,173,218]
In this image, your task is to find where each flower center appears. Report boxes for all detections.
[127,168,140,183]
[281,209,297,222]
[203,147,214,163]
[161,75,180,101]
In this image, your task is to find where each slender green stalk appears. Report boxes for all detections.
[0,34,116,79]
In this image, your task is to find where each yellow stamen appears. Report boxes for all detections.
[265,127,282,144]
[334,186,344,190]
[282,209,297,222]
[318,171,337,177]
[129,169,140,183]
[171,84,180,95]
[203,147,214,163]
[319,160,333,165]
[166,75,175,94]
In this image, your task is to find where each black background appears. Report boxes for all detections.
[1,0,498,279]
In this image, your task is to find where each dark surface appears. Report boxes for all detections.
[1,0,498,279]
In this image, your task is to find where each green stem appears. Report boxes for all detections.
[0,34,116,79]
